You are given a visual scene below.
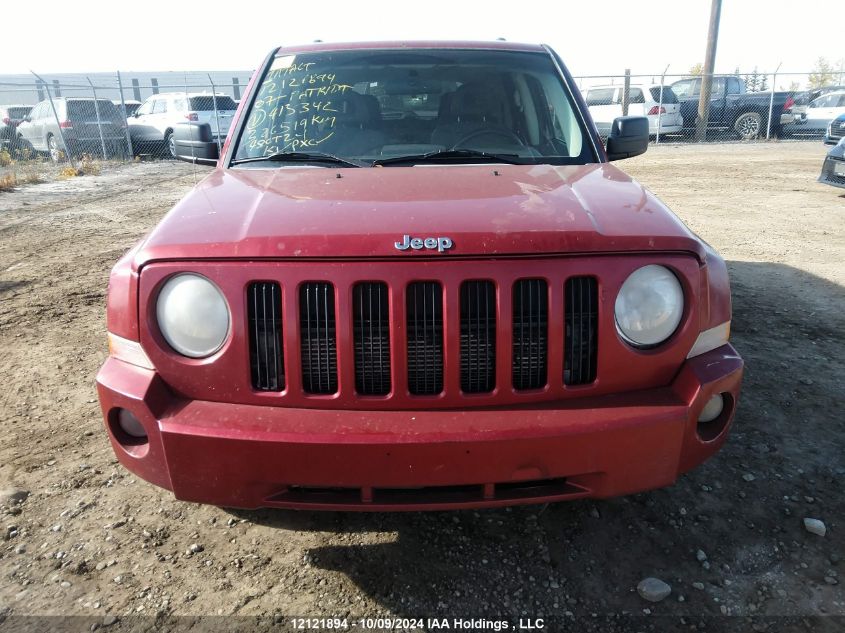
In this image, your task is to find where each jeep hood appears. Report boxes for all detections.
[136,163,705,264]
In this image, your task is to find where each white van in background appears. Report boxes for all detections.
[584,84,683,138]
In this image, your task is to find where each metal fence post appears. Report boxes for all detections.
[30,70,76,169]
[116,71,134,160]
[183,72,195,171]
[766,62,781,140]
[208,74,222,154]
[655,64,670,145]
[622,69,631,116]
[86,77,108,160]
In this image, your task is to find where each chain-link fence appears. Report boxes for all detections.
[2,67,843,167]
[573,69,845,144]
[0,71,252,164]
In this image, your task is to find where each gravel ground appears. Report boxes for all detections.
[0,142,843,633]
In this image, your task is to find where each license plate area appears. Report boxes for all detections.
[833,161,845,177]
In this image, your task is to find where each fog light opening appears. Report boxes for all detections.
[108,408,150,457]
[697,393,733,442]
[698,394,724,423]
[118,409,147,439]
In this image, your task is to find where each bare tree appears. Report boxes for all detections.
[808,57,836,89]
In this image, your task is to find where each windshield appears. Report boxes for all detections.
[649,87,679,104]
[68,100,122,121]
[189,96,237,111]
[233,48,592,165]
[671,79,700,98]
[585,88,616,106]
[8,107,32,119]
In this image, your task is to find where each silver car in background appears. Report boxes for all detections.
[16,98,127,161]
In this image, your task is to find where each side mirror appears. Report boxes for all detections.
[605,116,649,161]
[173,122,219,166]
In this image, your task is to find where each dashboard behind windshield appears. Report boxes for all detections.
[233,48,594,165]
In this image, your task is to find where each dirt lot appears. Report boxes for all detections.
[0,143,843,632]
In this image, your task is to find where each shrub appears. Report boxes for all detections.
[0,172,18,192]
[0,149,12,167]
[79,154,101,176]
[58,166,81,179]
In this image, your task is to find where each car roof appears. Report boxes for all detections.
[43,97,112,102]
[815,90,845,99]
[585,83,667,90]
[274,40,546,55]
[152,92,232,98]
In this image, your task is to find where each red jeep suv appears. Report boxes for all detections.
[96,41,743,511]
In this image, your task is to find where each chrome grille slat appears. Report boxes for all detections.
[406,281,443,395]
[512,279,548,390]
[247,282,284,391]
[300,282,338,394]
[564,276,598,385]
[460,280,496,393]
[353,282,391,395]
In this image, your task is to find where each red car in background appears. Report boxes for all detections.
[96,41,743,511]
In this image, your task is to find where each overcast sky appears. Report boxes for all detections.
[3,0,840,79]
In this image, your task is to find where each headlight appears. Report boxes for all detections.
[156,273,230,358]
[615,265,684,347]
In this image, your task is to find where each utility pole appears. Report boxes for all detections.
[695,0,722,142]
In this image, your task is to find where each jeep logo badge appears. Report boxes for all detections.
[394,235,454,253]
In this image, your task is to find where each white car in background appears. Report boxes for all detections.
[128,92,238,157]
[583,84,683,138]
[800,91,845,134]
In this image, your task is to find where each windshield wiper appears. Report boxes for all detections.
[231,151,364,168]
[373,148,523,166]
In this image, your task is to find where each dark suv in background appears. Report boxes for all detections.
[16,98,127,161]
[0,105,33,153]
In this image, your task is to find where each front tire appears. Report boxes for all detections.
[734,112,763,140]
[164,131,175,159]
